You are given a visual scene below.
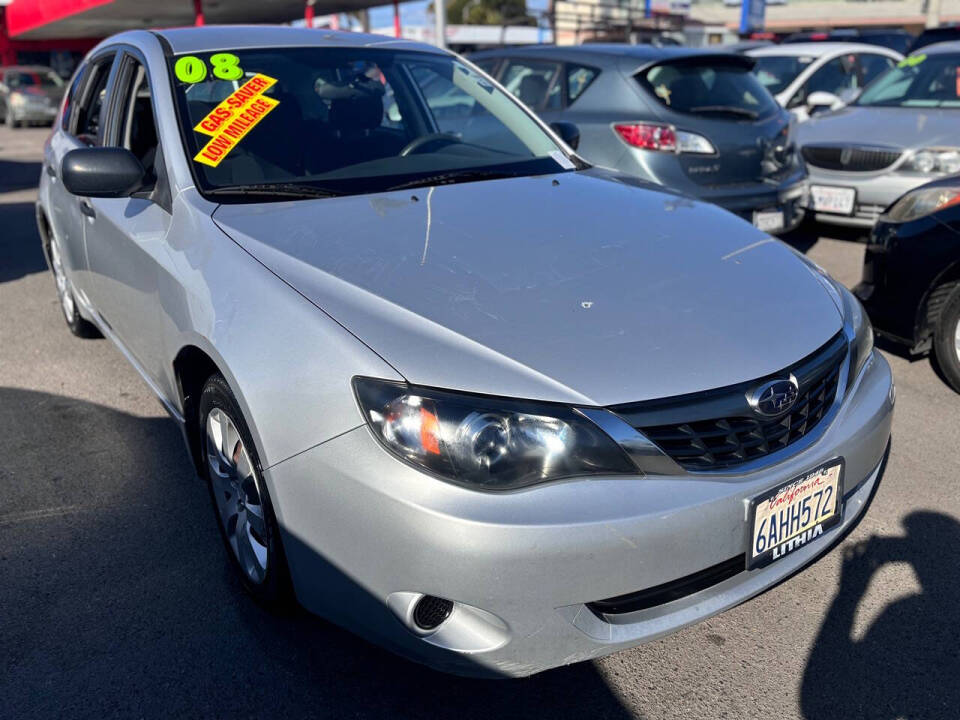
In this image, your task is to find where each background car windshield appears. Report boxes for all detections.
[857,53,960,107]
[8,70,63,88]
[640,59,778,118]
[169,48,569,196]
[753,55,815,95]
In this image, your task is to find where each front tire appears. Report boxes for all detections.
[199,373,293,609]
[48,236,100,338]
[933,286,960,394]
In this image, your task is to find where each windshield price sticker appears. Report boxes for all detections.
[192,73,279,168]
[897,54,926,69]
[194,73,277,136]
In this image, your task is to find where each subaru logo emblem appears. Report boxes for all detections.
[839,147,853,166]
[748,377,799,417]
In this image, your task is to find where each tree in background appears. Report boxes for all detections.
[428,0,536,26]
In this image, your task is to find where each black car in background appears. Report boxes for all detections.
[855,176,960,392]
[910,24,960,53]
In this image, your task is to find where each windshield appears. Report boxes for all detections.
[857,53,960,108]
[752,55,815,95]
[639,59,778,119]
[168,48,573,199]
[8,70,63,89]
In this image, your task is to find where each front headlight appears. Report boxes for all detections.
[839,283,873,381]
[9,92,25,107]
[353,378,636,490]
[904,148,960,175]
[883,184,960,223]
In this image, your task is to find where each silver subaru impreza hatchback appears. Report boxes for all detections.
[38,26,893,677]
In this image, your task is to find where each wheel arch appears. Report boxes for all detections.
[915,259,960,346]
[173,344,221,475]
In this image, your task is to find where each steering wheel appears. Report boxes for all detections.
[400,133,461,157]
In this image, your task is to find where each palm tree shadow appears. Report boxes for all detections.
[0,387,637,719]
[801,511,960,720]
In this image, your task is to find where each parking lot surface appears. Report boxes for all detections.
[1,124,958,719]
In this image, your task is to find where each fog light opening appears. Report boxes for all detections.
[412,595,454,631]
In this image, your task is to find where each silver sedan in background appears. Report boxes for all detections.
[798,42,960,227]
[38,26,892,677]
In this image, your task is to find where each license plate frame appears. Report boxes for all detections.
[753,209,785,233]
[748,459,844,570]
[810,185,856,215]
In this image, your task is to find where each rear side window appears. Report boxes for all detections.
[61,66,86,132]
[639,60,778,119]
[501,59,561,111]
[567,64,598,104]
[859,54,896,86]
[74,55,115,145]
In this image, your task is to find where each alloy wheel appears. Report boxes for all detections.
[954,315,960,365]
[49,239,75,322]
[205,407,269,584]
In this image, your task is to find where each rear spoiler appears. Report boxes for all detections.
[627,52,757,76]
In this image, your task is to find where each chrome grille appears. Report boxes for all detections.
[610,333,848,471]
[802,145,902,172]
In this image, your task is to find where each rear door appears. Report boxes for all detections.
[82,48,171,380]
[637,56,790,188]
[45,52,117,304]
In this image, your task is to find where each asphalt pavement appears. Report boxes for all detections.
[1,125,958,719]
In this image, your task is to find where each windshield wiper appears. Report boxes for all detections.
[688,105,759,119]
[386,169,521,192]
[206,183,343,199]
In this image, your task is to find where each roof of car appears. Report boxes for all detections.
[914,39,960,54]
[748,42,899,57]
[470,43,741,65]
[147,26,443,56]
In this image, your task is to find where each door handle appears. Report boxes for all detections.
[79,200,96,219]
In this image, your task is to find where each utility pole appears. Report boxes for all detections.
[434,0,447,48]
[926,0,942,28]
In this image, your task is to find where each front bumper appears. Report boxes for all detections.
[805,168,932,228]
[265,350,893,677]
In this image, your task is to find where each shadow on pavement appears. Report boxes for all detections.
[0,387,635,720]
[0,201,47,283]
[801,511,960,720]
[780,219,870,255]
[0,159,41,193]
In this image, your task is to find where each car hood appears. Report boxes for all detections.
[212,170,843,406]
[798,105,960,149]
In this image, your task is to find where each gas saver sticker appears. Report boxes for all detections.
[192,72,279,168]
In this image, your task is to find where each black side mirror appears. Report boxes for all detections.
[61,147,145,198]
[550,121,580,151]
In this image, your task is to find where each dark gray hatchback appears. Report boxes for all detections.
[470,44,808,233]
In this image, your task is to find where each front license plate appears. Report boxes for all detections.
[810,185,856,215]
[753,209,784,233]
[749,459,844,569]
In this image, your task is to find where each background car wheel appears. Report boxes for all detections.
[933,285,960,394]
[199,373,293,609]
[48,237,100,338]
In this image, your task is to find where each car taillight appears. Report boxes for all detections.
[614,123,677,152]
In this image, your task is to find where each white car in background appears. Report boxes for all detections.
[748,42,903,121]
